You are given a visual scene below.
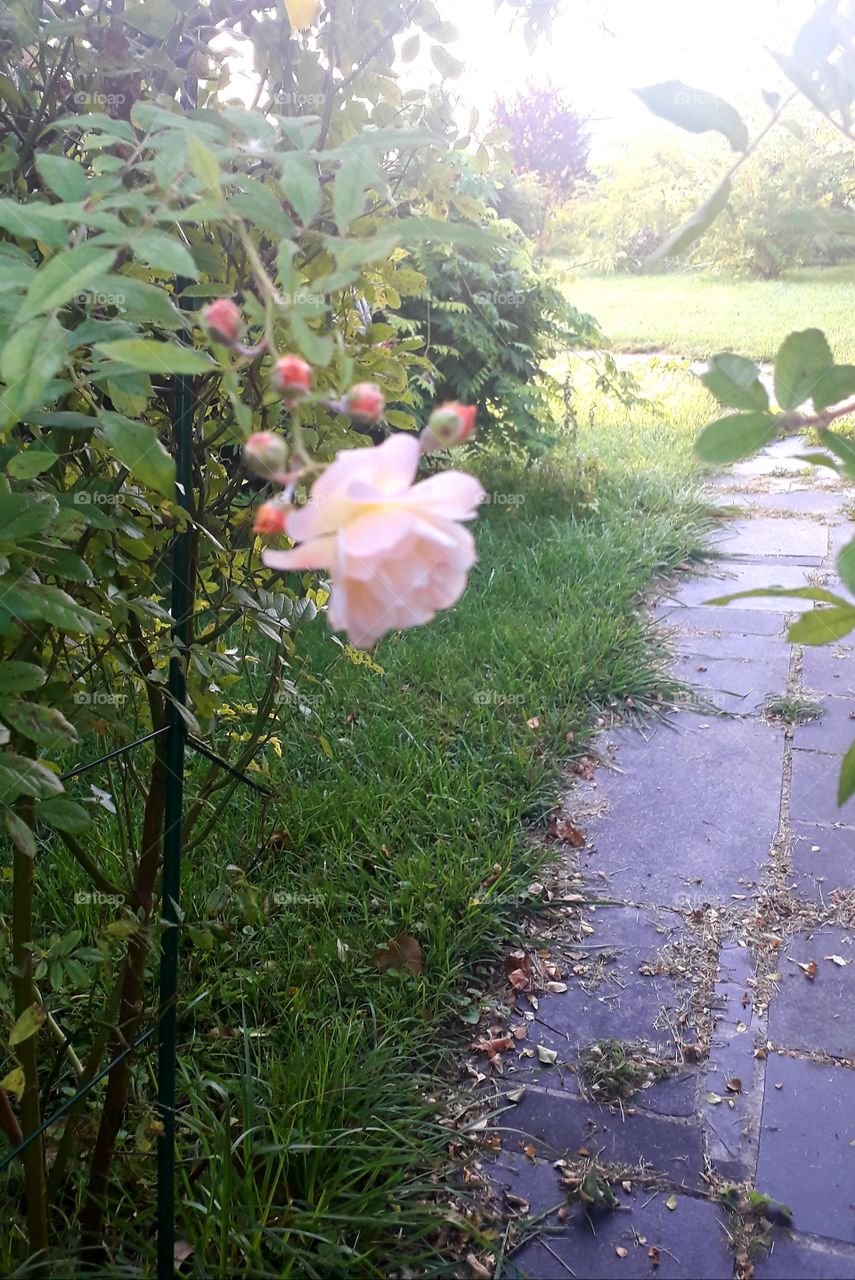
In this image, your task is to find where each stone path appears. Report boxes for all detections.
[486,440,855,1279]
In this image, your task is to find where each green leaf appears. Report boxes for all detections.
[94,339,215,375]
[21,243,117,321]
[333,154,370,233]
[7,450,56,479]
[0,581,108,635]
[99,410,175,497]
[695,411,778,464]
[0,316,67,426]
[400,33,420,61]
[0,492,59,543]
[0,753,63,802]
[4,807,36,857]
[642,177,732,267]
[0,663,46,694]
[34,796,92,834]
[430,44,464,79]
[812,364,855,412]
[289,311,332,365]
[707,585,850,607]
[838,741,855,805]
[774,329,834,411]
[789,607,855,645]
[633,80,748,151]
[9,1002,45,1047]
[186,134,220,192]
[701,353,768,411]
[0,700,78,750]
[836,537,855,594]
[0,199,69,247]
[822,429,855,478]
[35,153,88,202]
[129,231,199,280]
[277,153,321,225]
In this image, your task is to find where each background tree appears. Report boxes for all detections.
[492,82,592,203]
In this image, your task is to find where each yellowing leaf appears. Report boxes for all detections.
[1,1066,24,1099]
[9,1002,46,1047]
[284,0,322,30]
[536,1044,558,1065]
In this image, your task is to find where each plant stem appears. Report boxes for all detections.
[11,794,49,1273]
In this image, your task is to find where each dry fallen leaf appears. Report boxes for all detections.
[547,816,585,846]
[523,1143,537,1162]
[471,1035,514,1061]
[546,981,568,993]
[373,933,423,976]
[797,960,818,981]
[825,954,851,967]
[665,1194,678,1211]
[726,1077,742,1094]
[526,716,540,730]
[705,1092,724,1105]
[648,1245,661,1267]
[615,1246,628,1258]
[537,1044,559,1066]
[465,1253,491,1279]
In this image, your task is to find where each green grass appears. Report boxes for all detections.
[3,386,713,1277]
[560,265,855,362]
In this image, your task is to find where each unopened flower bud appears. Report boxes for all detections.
[244,431,288,480]
[202,298,243,346]
[345,382,385,424]
[253,501,290,536]
[270,354,313,396]
[425,402,477,448]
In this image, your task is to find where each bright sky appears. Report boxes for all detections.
[439,0,816,151]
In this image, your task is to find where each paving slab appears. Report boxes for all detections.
[802,646,855,696]
[701,944,764,1179]
[711,518,829,563]
[791,822,855,903]
[490,1152,566,1218]
[501,1087,706,1188]
[790,750,855,827]
[671,638,790,714]
[510,1188,733,1279]
[756,1055,855,1244]
[666,561,813,612]
[656,603,789,637]
[794,697,855,754]
[725,487,847,516]
[770,928,855,1059]
[753,1230,855,1279]
[579,716,784,905]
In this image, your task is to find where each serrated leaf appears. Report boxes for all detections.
[0,315,66,426]
[0,492,59,543]
[333,154,370,233]
[21,243,117,321]
[695,411,778,464]
[186,134,220,192]
[774,328,834,411]
[0,663,46,694]
[94,339,215,375]
[9,1002,46,1046]
[430,44,464,79]
[0,581,107,635]
[289,311,332,365]
[789,606,855,645]
[0,753,63,803]
[4,807,36,857]
[34,796,92,834]
[36,153,88,202]
[99,410,175,497]
[278,152,321,225]
[7,450,56,479]
[645,177,732,267]
[813,365,855,411]
[0,700,78,750]
[634,80,748,150]
[130,231,199,280]
[701,354,768,411]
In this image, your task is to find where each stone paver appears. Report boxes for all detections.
[790,822,855,903]
[488,441,855,1277]
[753,1230,855,1278]
[579,715,783,905]
[756,1055,855,1244]
[511,1189,733,1279]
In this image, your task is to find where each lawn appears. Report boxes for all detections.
[18,380,713,1277]
[560,265,855,362]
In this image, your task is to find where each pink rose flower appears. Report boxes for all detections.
[423,402,477,450]
[263,433,485,648]
[253,501,290,536]
[202,298,243,345]
[244,431,288,480]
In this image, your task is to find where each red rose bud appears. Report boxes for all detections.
[345,382,385,424]
[426,402,477,447]
[244,431,289,480]
[202,298,243,346]
[253,501,290,536]
[271,354,313,396]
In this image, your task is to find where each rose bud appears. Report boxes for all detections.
[253,501,290,536]
[244,431,289,480]
[270,354,313,396]
[425,402,477,448]
[345,382,385,424]
[202,298,243,346]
